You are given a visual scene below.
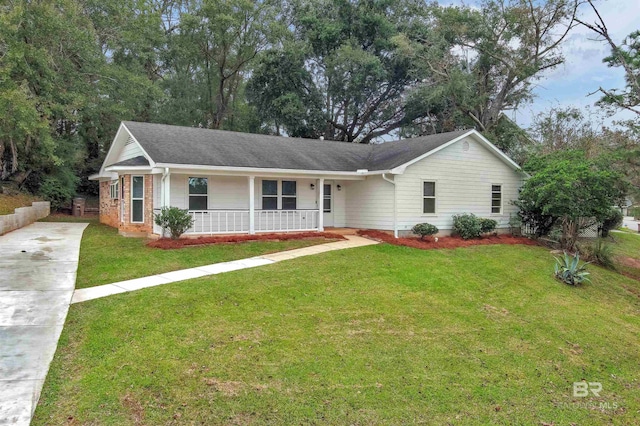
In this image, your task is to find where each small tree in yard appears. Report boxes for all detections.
[514,151,627,251]
[412,223,439,240]
[154,207,194,239]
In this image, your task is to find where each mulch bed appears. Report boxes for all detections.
[147,232,346,250]
[357,229,539,250]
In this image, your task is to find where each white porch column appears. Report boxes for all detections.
[248,176,255,234]
[318,178,324,231]
[162,168,171,207]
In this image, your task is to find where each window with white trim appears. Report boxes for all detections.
[282,180,297,210]
[109,180,119,199]
[262,180,278,210]
[131,176,144,223]
[188,177,208,210]
[423,181,436,214]
[491,184,502,214]
[323,184,331,212]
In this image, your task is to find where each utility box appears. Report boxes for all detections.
[72,197,86,217]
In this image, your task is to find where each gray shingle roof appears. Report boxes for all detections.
[117,121,471,172]
[109,156,150,167]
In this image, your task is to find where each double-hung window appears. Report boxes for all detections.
[262,180,278,210]
[109,180,119,199]
[423,181,436,214]
[188,177,208,210]
[491,184,502,214]
[131,176,144,223]
[281,181,297,210]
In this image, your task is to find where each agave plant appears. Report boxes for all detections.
[554,252,591,285]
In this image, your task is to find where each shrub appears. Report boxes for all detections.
[154,207,194,239]
[601,208,623,237]
[578,239,615,269]
[479,218,497,234]
[452,213,482,239]
[412,223,439,240]
[38,170,79,210]
[554,252,591,285]
[631,206,640,220]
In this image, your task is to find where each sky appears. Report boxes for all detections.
[506,0,640,129]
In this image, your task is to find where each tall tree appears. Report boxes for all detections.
[160,0,275,129]
[576,0,640,119]
[413,0,579,135]
[248,0,439,142]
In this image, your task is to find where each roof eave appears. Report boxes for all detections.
[154,162,391,177]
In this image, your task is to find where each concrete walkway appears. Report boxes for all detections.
[72,235,378,304]
[0,222,88,426]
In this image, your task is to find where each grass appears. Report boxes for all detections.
[40,215,336,289]
[34,243,640,425]
[608,230,640,280]
[0,192,41,215]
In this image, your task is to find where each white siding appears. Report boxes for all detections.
[394,136,524,233]
[344,176,394,230]
[333,180,347,227]
[116,137,144,163]
[169,175,323,212]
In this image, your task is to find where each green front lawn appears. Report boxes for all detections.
[34,243,640,425]
[40,216,336,288]
[609,230,640,280]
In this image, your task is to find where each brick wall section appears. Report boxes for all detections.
[119,174,154,235]
[99,181,120,228]
[99,175,154,236]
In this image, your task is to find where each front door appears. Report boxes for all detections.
[323,181,333,227]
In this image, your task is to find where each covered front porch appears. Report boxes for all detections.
[152,172,351,236]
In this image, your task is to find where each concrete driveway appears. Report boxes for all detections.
[0,222,87,426]
[622,216,639,232]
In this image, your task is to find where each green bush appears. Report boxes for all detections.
[578,239,615,269]
[38,170,79,210]
[452,213,482,239]
[601,208,623,237]
[412,223,439,240]
[554,252,590,285]
[631,206,640,220]
[479,218,497,234]
[154,207,194,239]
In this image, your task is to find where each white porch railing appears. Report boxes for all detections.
[174,209,320,235]
[254,209,319,233]
[187,210,250,234]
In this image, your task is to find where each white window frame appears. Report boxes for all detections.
[261,179,299,210]
[422,180,437,215]
[187,176,209,211]
[131,175,144,223]
[109,180,119,200]
[281,180,297,210]
[261,179,278,210]
[323,183,332,213]
[491,184,503,215]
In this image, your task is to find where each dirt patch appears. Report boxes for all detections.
[121,393,145,425]
[147,232,345,249]
[203,378,244,396]
[619,256,640,269]
[357,229,538,250]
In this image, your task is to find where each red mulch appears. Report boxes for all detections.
[147,232,346,250]
[357,229,539,250]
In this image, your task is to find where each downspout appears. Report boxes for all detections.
[382,173,398,238]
